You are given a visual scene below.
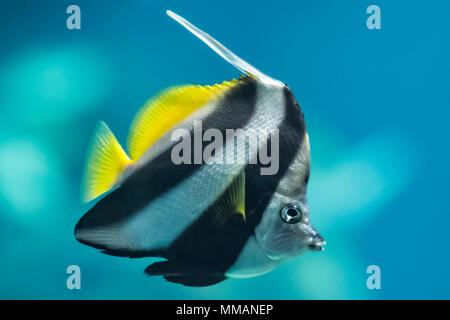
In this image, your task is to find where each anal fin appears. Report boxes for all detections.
[145,261,226,287]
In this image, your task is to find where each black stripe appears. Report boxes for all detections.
[156,86,308,275]
[75,77,258,255]
[156,176,251,274]
[245,86,307,228]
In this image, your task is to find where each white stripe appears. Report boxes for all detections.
[120,82,286,251]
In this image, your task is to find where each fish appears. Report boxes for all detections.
[74,10,325,287]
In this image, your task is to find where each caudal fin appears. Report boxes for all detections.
[81,121,133,202]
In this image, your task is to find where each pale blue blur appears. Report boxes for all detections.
[0,0,448,299]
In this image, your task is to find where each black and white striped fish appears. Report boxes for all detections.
[74,10,325,287]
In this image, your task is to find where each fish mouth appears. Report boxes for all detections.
[308,234,326,251]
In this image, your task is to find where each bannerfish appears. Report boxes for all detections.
[75,10,325,287]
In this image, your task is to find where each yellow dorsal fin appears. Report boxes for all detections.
[127,79,241,160]
[82,121,133,202]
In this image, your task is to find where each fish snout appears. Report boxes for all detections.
[308,233,326,251]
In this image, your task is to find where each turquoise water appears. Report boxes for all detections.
[0,0,449,299]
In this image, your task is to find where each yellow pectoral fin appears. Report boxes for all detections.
[127,78,242,161]
[82,121,133,202]
[210,170,246,227]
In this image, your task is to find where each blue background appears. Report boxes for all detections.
[0,0,448,299]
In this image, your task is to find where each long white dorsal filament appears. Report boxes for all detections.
[166,10,279,84]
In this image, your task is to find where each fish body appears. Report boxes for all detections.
[75,11,325,287]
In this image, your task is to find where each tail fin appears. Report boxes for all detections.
[81,121,133,202]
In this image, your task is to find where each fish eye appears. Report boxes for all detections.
[280,203,302,224]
